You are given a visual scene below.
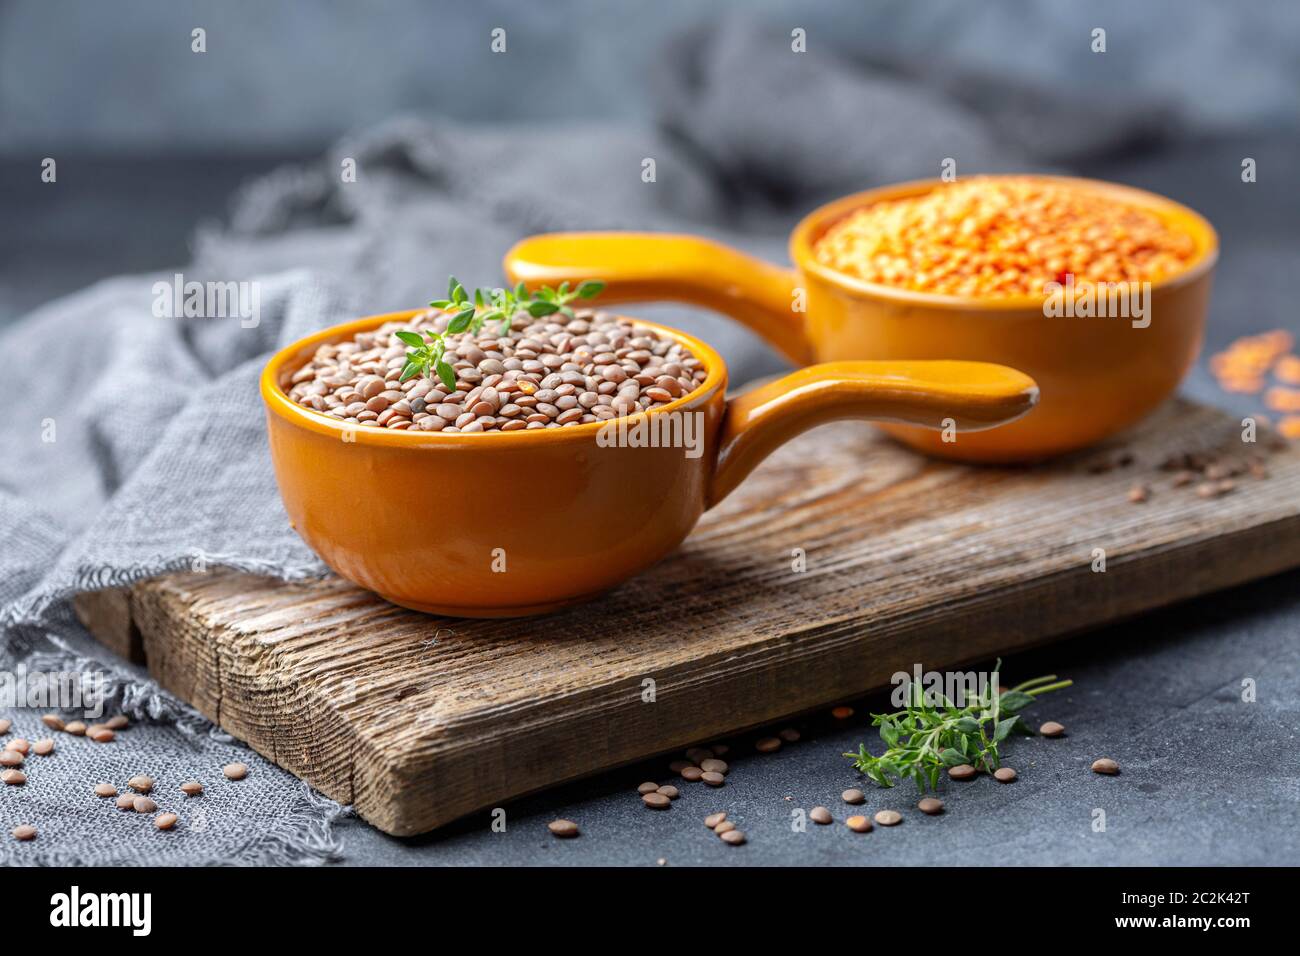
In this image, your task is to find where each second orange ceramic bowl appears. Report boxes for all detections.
[262,310,1038,617]
[504,175,1219,462]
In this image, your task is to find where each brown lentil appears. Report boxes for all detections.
[704,812,727,829]
[701,771,725,787]
[128,775,154,793]
[115,793,136,811]
[285,308,704,433]
[106,715,130,730]
[948,764,978,781]
[642,792,672,809]
[1092,758,1120,775]
[713,820,735,834]
[778,728,801,743]
[918,797,944,815]
[64,721,87,736]
[809,806,833,825]
[699,758,728,775]
[845,815,872,833]
[90,729,115,743]
[1039,721,1066,737]
[0,751,22,767]
[656,785,680,800]
[32,738,54,756]
[993,767,1018,783]
[1,769,26,785]
[814,176,1198,297]
[133,796,158,813]
[94,783,117,798]
[636,781,659,795]
[719,829,746,845]
[874,809,903,826]
[684,747,714,764]
[710,744,729,757]
[223,762,248,780]
[547,819,580,838]
[0,718,8,733]
[180,780,204,796]
[830,706,854,720]
[12,824,37,841]
[680,766,704,782]
[841,788,865,805]
[755,737,782,753]
[8,738,28,755]
[155,813,179,831]
[40,714,64,731]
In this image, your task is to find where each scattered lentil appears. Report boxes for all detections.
[133,796,158,814]
[40,714,64,732]
[90,729,115,743]
[845,815,872,833]
[32,739,54,756]
[1092,758,1120,775]
[993,767,1018,783]
[917,797,944,815]
[710,744,729,757]
[223,762,248,780]
[830,706,854,720]
[719,829,746,845]
[841,788,865,805]
[2,769,26,785]
[701,771,725,787]
[0,751,22,767]
[636,781,659,794]
[655,785,679,800]
[180,781,204,796]
[94,783,117,798]
[106,715,130,730]
[680,766,704,782]
[948,764,978,781]
[8,738,28,755]
[0,718,8,733]
[778,728,801,743]
[128,775,154,793]
[11,825,36,841]
[874,810,903,826]
[699,758,728,775]
[1039,721,1066,737]
[155,813,179,831]
[64,721,86,736]
[642,792,672,809]
[704,812,727,829]
[809,806,833,825]
[115,793,136,810]
[547,819,580,838]
[755,737,782,753]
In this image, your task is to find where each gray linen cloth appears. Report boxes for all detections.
[0,18,1172,864]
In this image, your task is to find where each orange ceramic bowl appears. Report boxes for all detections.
[505,175,1219,462]
[262,310,1039,617]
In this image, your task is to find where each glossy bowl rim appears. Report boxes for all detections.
[261,308,728,447]
[789,173,1220,312]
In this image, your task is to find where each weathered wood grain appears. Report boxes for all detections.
[76,399,1300,834]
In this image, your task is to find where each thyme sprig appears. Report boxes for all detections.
[844,664,1072,791]
[396,275,606,390]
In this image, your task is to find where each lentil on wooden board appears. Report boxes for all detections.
[285,308,706,432]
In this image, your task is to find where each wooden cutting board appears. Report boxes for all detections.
[74,398,1300,835]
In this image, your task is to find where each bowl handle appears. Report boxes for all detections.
[707,361,1039,507]
[504,232,813,366]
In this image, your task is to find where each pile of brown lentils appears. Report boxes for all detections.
[285,309,707,432]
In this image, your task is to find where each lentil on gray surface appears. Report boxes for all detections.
[285,308,706,432]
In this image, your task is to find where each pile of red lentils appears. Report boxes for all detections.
[284,309,706,432]
[813,176,1199,297]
